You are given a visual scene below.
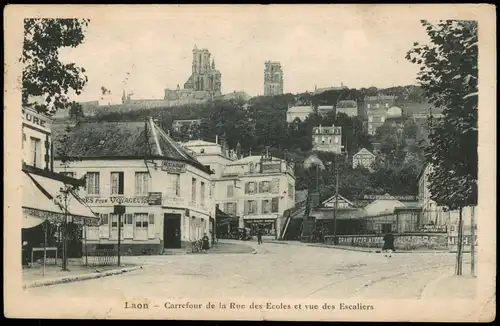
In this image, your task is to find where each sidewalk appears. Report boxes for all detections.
[23,259,142,289]
[267,240,450,253]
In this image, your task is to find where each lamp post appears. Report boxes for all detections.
[114,205,125,267]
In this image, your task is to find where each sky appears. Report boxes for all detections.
[56,6,432,104]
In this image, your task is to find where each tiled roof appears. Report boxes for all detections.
[52,119,210,173]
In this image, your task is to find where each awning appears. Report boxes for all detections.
[23,214,45,229]
[23,172,99,224]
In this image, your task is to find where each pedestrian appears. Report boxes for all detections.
[202,233,210,254]
[257,228,263,245]
[382,231,395,257]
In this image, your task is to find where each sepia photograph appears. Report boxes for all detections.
[3,4,496,322]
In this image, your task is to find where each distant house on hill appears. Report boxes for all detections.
[352,148,376,171]
[286,105,314,123]
[336,100,358,117]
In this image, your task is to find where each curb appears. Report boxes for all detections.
[23,265,143,289]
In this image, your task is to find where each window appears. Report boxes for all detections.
[86,172,100,195]
[30,137,42,168]
[134,213,149,240]
[200,181,206,206]
[191,178,197,202]
[110,214,123,228]
[172,174,180,196]
[110,172,124,195]
[227,184,234,197]
[135,172,149,195]
[60,172,75,178]
[261,199,271,214]
[249,163,255,173]
[135,213,149,228]
[224,202,237,216]
[367,104,371,109]
[246,200,258,214]
[245,182,257,194]
[259,181,270,193]
[271,197,279,213]
[271,179,280,194]
[288,184,294,199]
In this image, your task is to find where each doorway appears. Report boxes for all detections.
[164,214,181,248]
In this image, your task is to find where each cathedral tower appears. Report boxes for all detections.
[184,45,221,94]
[264,61,284,96]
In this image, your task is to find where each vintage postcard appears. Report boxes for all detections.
[3,4,496,322]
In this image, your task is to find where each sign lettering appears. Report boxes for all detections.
[22,108,51,132]
[162,161,186,173]
[148,192,162,206]
[83,196,149,205]
[362,194,419,201]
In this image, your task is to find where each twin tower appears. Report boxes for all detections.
[164,45,284,100]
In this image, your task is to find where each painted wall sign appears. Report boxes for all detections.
[362,194,418,201]
[148,192,162,206]
[22,108,51,133]
[82,196,149,205]
[162,161,186,173]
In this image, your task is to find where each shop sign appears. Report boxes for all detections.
[22,108,51,133]
[82,196,149,205]
[148,192,162,206]
[162,161,186,174]
[419,224,447,233]
[362,194,418,201]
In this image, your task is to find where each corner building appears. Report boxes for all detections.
[53,118,214,254]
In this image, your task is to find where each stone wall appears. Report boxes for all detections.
[325,233,449,251]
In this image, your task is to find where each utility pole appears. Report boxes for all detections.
[114,205,125,267]
[471,206,476,277]
[333,158,339,245]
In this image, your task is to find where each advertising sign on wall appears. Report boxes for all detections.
[162,161,187,174]
[148,192,162,206]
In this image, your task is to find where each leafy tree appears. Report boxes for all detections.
[406,20,478,210]
[22,18,90,115]
[407,20,478,276]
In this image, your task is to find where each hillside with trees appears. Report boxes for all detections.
[76,85,429,199]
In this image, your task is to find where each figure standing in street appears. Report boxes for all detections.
[202,233,210,254]
[382,231,395,257]
[257,227,263,245]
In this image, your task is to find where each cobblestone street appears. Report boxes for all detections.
[25,240,476,300]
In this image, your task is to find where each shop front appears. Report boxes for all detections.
[244,219,276,236]
[22,167,99,265]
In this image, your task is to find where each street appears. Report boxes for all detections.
[25,240,475,300]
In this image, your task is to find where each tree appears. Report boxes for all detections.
[21,18,90,115]
[68,101,84,121]
[406,20,478,276]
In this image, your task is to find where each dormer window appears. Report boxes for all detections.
[249,162,255,173]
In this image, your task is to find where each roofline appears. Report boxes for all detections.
[53,155,214,174]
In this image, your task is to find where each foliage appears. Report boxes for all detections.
[406,20,478,210]
[68,101,84,121]
[21,18,90,115]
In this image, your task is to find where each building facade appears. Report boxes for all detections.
[336,100,358,117]
[352,148,376,171]
[312,125,343,154]
[216,154,296,237]
[417,163,476,246]
[367,105,403,135]
[22,108,98,264]
[286,105,314,123]
[53,118,215,254]
[264,61,284,96]
[364,95,397,113]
